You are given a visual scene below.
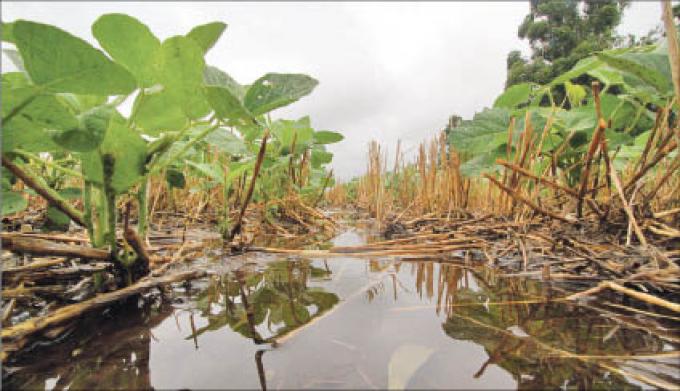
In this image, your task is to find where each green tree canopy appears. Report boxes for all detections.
[506,0,629,88]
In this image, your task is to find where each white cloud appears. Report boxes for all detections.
[2,2,661,179]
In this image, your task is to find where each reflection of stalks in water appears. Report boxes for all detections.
[235,270,266,344]
[255,349,267,391]
[450,311,678,390]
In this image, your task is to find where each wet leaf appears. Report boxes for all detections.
[244,73,318,116]
[187,22,227,54]
[313,130,344,145]
[13,20,136,94]
[92,13,160,87]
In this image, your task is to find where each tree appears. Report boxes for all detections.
[505,0,629,89]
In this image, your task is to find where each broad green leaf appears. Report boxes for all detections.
[2,191,27,216]
[156,36,210,119]
[46,206,71,230]
[187,22,227,53]
[587,65,624,87]
[597,52,672,95]
[81,122,147,194]
[448,108,512,154]
[494,83,535,109]
[548,56,602,87]
[49,105,117,152]
[166,168,186,189]
[57,93,108,114]
[313,130,344,144]
[2,21,16,43]
[564,81,586,107]
[186,160,224,183]
[205,86,253,123]
[204,65,246,100]
[459,146,505,177]
[2,86,77,152]
[132,90,188,134]
[45,187,82,230]
[204,129,248,155]
[92,13,160,87]
[272,117,314,153]
[311,148,333,168]
[244,73,318,115]
[13,20,136,95]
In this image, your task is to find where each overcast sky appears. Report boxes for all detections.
[2,2,663,179]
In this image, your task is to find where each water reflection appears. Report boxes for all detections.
[3,255,678,390]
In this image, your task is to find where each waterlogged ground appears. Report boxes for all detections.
[4,225,679,390]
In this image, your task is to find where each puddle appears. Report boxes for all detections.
[4,227,678,390]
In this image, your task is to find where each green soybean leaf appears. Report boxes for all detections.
[156,35,210,119]
[448,108,512,154]
[2,21,16,43]
[244,73,318,116]
[313,130,344,145]
[166,168,186,189]
[49,105,117,152]
[132,90,188,134]
[548,56,602,87]
[186,161,224,183]
[2,191,28,216]
[311,149,333,168]
[205,86,253,123]
[493,83,535,109]
[44,187,82,230]
[92,13,161,87]
[2,87,77,152]
[597,52,671,95]
[204,65,246,99]
[204,129,248,155]
[564,81,586,107]
[57,93,108,114]
[272,118,314,153]
[81,122,147,194]
[187,22,227,54]
[13,20,136,95]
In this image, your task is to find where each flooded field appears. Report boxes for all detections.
[4,226,678,390]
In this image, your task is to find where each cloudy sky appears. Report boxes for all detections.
[2,2,662,179]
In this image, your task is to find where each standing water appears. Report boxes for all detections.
[4,225,678,390]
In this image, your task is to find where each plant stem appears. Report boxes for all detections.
[14,149,83,179]
[2,155,86,227]
[229,129,270,240]
[137,178,149,240]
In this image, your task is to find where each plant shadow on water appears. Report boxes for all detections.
[4,228,678,390]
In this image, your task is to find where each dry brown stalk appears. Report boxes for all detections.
[229,129,270,240]
[2,235,110,261]
[1,269,207,362]
[484,174,576,223]
[496,159,578,197]
[608,160,648,249]
[576,81,608,218]
[567,281,679,313]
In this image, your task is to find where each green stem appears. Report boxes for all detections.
[83,182,95,245]
[14,149,83,179]
[102,154,118,255]
[137,178,149,240]
[145,124,220,180]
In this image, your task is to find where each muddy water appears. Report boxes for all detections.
[4,226,678,390]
